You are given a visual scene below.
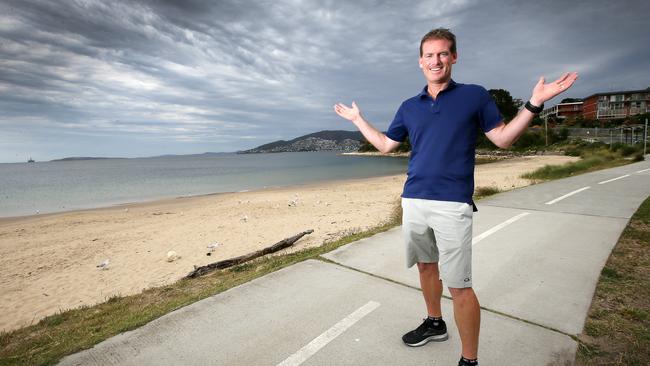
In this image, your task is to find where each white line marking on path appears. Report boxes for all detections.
[545,186,590,205]
[472,212,530,246]
[637,168,650,173]
[277,301,381,366]
[598,174,630,184]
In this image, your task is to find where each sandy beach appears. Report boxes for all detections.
[0,155,577,332]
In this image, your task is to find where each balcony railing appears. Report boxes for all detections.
[629,107,649,115]
[597,109,626,118]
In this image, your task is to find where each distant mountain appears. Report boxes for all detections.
[147,152,229,158]
[50,152,229,161]
[239,130,364,153]
[50,157,125,162]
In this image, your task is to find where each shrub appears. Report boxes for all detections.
[620,145,637,156]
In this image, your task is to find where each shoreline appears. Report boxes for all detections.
[0,171,410,224]
[0,155,579,332]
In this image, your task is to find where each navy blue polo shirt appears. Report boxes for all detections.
[386,80,503,204]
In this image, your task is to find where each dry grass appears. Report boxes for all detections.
[575,196,650,365]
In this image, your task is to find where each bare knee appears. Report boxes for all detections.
[417,262,439,275]
[448,287,476,302]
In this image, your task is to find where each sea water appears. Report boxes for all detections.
[0,151,407,218]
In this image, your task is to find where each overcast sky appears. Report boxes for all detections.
[1,0,648,163]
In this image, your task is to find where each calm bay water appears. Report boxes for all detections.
[0,151,407,218]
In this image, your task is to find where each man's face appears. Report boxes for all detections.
[419,39,457,84]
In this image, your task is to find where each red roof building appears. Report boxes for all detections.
[540,101,583,121]
[582,89,650,120]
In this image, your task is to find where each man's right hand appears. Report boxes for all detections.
[334,101,361,123]
[333,100,400,153]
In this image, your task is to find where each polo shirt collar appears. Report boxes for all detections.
[418,79,458,99]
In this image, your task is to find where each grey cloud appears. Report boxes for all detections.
[0,0,648,162]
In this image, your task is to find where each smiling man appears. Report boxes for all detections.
[334,28,577,366]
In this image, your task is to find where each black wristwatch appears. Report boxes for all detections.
[524,100,544,114]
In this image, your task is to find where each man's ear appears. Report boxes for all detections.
[451,53,458,64]
[419,63,423,68]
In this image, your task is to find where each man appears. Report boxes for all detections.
[334,28,577,366]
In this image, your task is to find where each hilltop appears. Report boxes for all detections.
[239,130,363,153]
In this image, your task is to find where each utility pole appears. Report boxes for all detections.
[643,118,648,155]
[621,127,624,144]
[545,119,548,146]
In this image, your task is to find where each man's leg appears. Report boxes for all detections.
[401,198,448,347]
[417,262,442,317]
[448,287,480,360]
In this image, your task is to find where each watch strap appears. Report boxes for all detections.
[525,100,544,114]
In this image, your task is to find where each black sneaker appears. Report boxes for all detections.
[402,317,448,346]
[458,357,478,366]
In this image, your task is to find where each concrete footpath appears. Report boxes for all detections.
[59,159,650,366]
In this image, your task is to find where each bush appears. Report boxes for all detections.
[565,148,582,157]
[621,145,638,156]
[610,142,626,152]
[513,130,544,149]
[558,127,569,141]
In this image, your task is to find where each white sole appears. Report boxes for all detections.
[404,333,449,347]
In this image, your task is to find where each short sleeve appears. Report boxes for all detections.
[385,103,408,142]
[478,89,503,133]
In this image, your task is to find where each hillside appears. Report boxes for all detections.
[239,130,364,153]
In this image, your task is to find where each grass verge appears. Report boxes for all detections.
[0,206,403,366]
[474,186,501,199]
[521,147,643,181]
[575,196,650,365]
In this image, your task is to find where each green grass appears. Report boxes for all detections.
[575,196,650,365]
[521,146,643,181]
[0,204,403,366]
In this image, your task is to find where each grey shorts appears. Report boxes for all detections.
[401,198,474,288]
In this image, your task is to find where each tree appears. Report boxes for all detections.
[488,89,519,121]
[358,138,378,152]
[358,136,411,152]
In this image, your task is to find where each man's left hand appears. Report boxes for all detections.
[530,72,578,106]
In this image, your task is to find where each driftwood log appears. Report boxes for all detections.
[186,229,314,278]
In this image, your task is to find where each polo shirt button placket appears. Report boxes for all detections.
[430,100,440,114]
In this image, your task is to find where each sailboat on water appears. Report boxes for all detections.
[28,155,35,163]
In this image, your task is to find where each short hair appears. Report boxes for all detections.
[420,28,457,56]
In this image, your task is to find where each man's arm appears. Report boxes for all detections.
[334,101,401,153]
[486,72,578,149]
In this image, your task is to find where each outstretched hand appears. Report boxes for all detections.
[334,101,361,123]
[531,72,579,105]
